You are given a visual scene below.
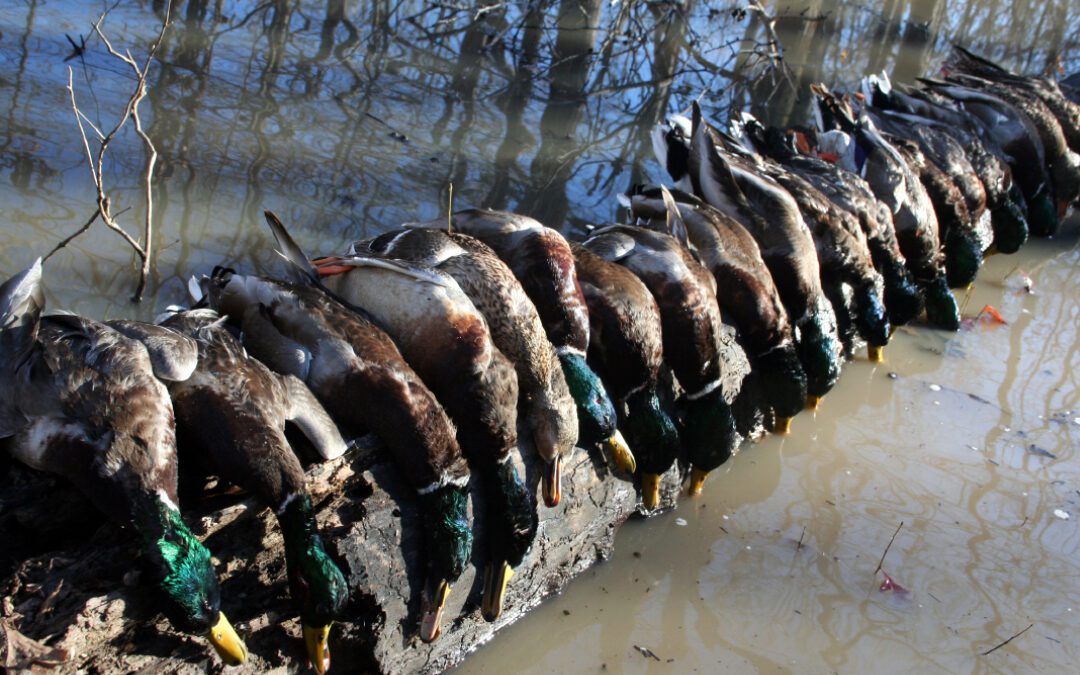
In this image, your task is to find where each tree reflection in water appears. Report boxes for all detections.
[0,0,1076,313]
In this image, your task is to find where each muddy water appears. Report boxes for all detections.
[1,0,1080,672]
[459,227,1080,673]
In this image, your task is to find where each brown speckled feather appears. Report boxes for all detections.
[435,209,591,356]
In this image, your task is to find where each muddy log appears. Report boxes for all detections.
[0,326,757,674]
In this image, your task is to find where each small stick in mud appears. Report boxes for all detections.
[980,623,1033,656]
[873,521,904,576]
[796,526,806,551]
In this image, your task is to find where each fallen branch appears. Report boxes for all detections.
[53,3,172,302]
[873,521,903,576]
[981,623,1033,656]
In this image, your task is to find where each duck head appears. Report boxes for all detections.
[755,343,808,432]
[943,228,984,289]
[991,186,1030,254]
[622,388,681,510]
[795,298,843,404]
[139,495,247,666]
[481,459,538,621]
[559,352,630,489]
[881,262,924,329]
[680,387,737,497]
[416,484,472,642]
[279,493,349,674]
[923,276,961,331]
[852,285,890,362]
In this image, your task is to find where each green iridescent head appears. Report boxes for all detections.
[622,388,681,476]
[944,230,982,288]
[279,493,349,628]
[923,276,960,331]
[853,285,890,348]
[990,190,1029,254]
[1026,188,1059,237]
[416,484,473,585]
[881,260,923,328]
[559,352,617,447]
[681,388,737,474]
[137,496,222,634]
[756,343,807,420]
[485,460,538,568]
[796,309,842,399]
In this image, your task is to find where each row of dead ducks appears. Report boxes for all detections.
[1,45,1078,672]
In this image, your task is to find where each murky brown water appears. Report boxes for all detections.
[1,0,1079,672]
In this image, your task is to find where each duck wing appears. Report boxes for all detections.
[105,320,198,382]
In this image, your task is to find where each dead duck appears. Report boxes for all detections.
[945,45,1080,164]
[583,223,740,500]
[724,120,890,361]
[680,102,843,405]
[0,261,247,666]
[741,121,924,330]
[626,186,807,431]
[155,308,348,674]
[863,79,1030,254]
[409,209,623,474]
[811,86,960,331]
[918,77,1061,236]
[570,242,681,509]
[253,213,508,641]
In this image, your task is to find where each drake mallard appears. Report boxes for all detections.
[156,308,348,674]
[412,209,624,475]
[917,77,1061,236]
[864,78,1030,254]
[725,120,891,360]
[570,242,681,508]
[679,102,843,406]
[811,86,960,331]
[255,212,512,642]
[626,186,807,431]
[355,226,597,618]
[0,261,247,666]
[583,222,740,500]
[945,45,1080,156]
[742,122,924,330]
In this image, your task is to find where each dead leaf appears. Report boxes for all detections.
[878,569,908,595]
[2,621,69,671]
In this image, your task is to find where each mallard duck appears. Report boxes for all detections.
[946,45,1080,159]
[811,86,960,331]
[569,242,680,509]
[680,102,842,405]
[945,73,1080,218]
[917,77,1060,236]
[409,209,623,470]
[742,121,924,330]
[725,121,891,360]
[873,118,990,288]
[354,227,597,618]
[626,186,807,431]
[255,212,506,642]
[583,223,740,499]
[863,79,1030,254]
[155,308,348,674]
[0,261,247,666]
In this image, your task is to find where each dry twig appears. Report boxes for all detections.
[981,623,1033,656]
[49,3,172,302]
[873,521,903,576]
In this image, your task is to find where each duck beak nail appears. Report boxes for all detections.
[868,345,884,363]
[641,473,662,510]
[481,561,514,621]
[806,395,822,411]
[687,467,709,496]
[542,456,562,507]
[775,416,793,434]
[420,580,451,643]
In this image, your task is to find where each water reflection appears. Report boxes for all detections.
[1,0,1077,313]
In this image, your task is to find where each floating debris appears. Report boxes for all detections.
[675,518,687,527]
[633,645,662,661]
[929,384,941,392]
[1026,445,1057,460]
[1053,509,1070,521]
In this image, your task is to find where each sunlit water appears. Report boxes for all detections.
[1,0,1079,672]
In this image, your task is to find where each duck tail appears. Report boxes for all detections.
[263,210,319,284]
[659,185,690,249]
[0,258,45,366]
